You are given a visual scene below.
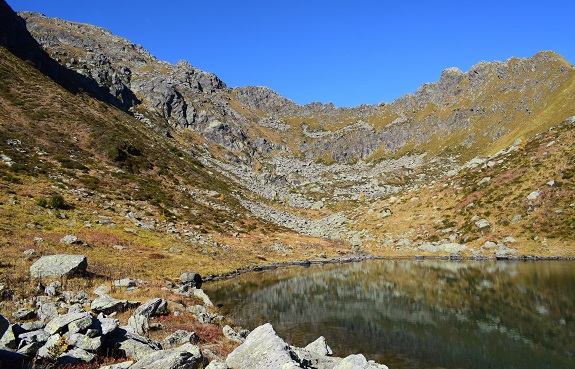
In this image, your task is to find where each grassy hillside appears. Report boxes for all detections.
[351,115,575,257]
[0,45,340,300]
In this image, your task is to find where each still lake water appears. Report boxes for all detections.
[204,260,575,369]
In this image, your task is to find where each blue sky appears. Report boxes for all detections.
[7,0,575,107]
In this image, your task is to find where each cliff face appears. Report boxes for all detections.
[18,11,575,166]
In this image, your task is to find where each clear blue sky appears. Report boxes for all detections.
[7,0,575,107]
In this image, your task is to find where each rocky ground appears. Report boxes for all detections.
[0,254,389,369]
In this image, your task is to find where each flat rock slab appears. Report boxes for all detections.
[226,323,301,369]
[333,354,389,369]
[130,343,204,369]
[45,312,91,335]
[30,254,87,279]
[91,294,128,315]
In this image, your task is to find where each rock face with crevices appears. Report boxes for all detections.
[29,254,87,279]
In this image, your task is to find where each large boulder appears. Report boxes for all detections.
[0,324,24,349]
[91,294,128,315]
[134,298,168,318]
[104,327,162,361]
[130,343,206,369]
[30,254,87,279]
[226,323,301,369]
[44,312,91,335]
[66,333,103,352]
[179,272,202,287]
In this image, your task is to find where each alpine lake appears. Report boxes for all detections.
[204,259,575,369]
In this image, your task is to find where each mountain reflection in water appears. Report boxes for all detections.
[204,260,575,369]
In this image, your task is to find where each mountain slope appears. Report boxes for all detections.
[0,30,336,288]
[1,0,574,270]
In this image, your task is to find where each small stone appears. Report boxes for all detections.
[23,249,36,257]
[93,284,110,296]
[160,329,199,349]
[511,215,522,223]
[179,272,202,286]
[223,325,244,343]
[60,235,80,244]
[484,241,497,249]
[527,191,540,200]
[113,278,136,288]
[475,219,490,229]
[90,294,128,315]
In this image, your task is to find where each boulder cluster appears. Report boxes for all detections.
[0,254,389,368]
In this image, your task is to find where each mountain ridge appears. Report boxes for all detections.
[1,2,575,270]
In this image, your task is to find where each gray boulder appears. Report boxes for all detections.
[68,313,94,334]
[30,254,87,279]
[12,308,36,321]
[60,235,80,244]
[57,347,95,365]
[66,332,102,352]
[18,329,51,345]
[97,316,120,335]
[0,324,24,349]
[37,302,59,322]
[205,361,228,369]
[134,298,168,318]
[180,272,202,286]
[475,219,491,229]
[222,325,244,343]
[333,354,388,369]
[21,320,46,331]
[226,323,301,369]
[304,336,332,356]
[130,342,205,369]
[113,278,136,288]
[91,294,128,315]
[94,284,110,296]
[161,329,199,349]
[37,333,63,359]
[44,312,91,335]
[128,314,149,336]
[16,341,44,356]
[105,327,162,361]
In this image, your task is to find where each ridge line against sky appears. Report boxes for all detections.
[7,0,575,107]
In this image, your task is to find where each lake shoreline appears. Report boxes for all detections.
[203,252,575,282]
